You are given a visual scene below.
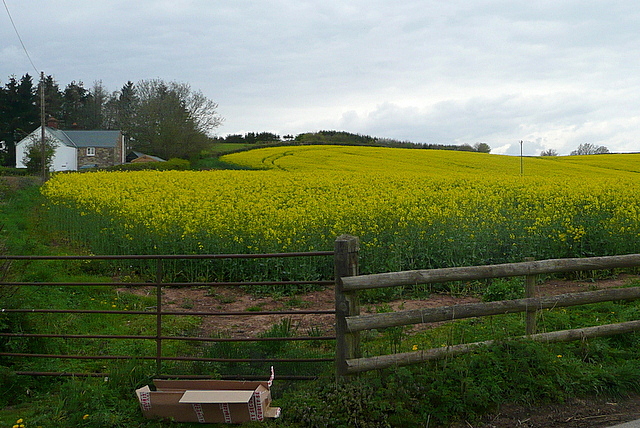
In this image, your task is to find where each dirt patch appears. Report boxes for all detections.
[454,394,640,427]
[121,274,640,426]
[121,285,339,338]
[0,176,41,194]
[122,285,484,338]
[120,274,640,339]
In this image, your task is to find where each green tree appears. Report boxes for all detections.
[103,81,137,131]
[130,79,222,159]
[255,132,281,143]
[84,81,108,129]
[22,135,56,173]
[0,74,38,166]
[37,74,64,121]
[116,81,137,132]
[540,148,558,156]
[61,81,90,128]
[473,142,491,153]
[570,143,610,155]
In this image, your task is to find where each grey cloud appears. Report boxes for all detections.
[2,1,640,153]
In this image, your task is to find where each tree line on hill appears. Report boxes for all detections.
[540,143,610,157]
[1,73,491,169]
[215,130,492,153]
[0,74,223,166]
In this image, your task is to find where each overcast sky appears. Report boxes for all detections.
[2,1,640,155]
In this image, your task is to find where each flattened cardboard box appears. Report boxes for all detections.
[136,379,281,423]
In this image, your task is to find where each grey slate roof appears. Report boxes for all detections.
[48,128,121,148]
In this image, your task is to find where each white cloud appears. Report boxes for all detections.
[2,0,640,153]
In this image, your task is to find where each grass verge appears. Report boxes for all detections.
[3,179,640,426]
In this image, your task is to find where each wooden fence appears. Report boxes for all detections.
[4,235,640,381]
[334,235,640,378]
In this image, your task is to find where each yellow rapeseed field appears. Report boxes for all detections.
[41,146,640,275]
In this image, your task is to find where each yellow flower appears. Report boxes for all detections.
[83,414,90,420]
[557,355,562,358]
[412,345,418,351]
[40,146,640,281]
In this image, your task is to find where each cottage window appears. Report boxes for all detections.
[87,147,96,156]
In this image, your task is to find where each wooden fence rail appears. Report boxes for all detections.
[341,254,640,290]
[346,287,640,332]
[335,236,640,377]
[5,235,640,381]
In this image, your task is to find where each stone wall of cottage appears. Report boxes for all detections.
[76,133,124,169]
[114,133,124,164]
[77,147,116,168]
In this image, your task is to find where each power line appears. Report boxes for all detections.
[2,0,39,74]
[2,0,47,180]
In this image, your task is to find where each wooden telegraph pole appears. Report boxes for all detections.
[40,71,47,181]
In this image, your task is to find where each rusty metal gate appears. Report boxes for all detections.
[0,250,340,380]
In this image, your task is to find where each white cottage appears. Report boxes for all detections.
[15,119,126,172]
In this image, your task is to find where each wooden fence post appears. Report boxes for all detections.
[525,257,537,335]
[335,235,360,381]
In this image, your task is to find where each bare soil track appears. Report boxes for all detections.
[457,394,640,427]
[124,274,640,427]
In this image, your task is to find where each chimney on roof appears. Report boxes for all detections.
[47,117,59,129]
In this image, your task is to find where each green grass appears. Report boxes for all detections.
[192,156,255,170]
[206,142,255,155]
[4,179,640,426]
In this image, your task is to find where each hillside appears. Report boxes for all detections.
[7,147,640,427]
[221,145,640,178]
[40,145,640,280]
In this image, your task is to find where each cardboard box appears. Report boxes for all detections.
[136,379,281,423]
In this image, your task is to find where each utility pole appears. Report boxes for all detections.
[519,140,523,176]
[40,71,47,181]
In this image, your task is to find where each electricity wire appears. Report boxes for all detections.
[2,0,39,74]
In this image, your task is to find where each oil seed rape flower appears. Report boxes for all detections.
[41,146,640,278]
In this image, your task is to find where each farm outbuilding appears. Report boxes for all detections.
[127,151,166,163]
